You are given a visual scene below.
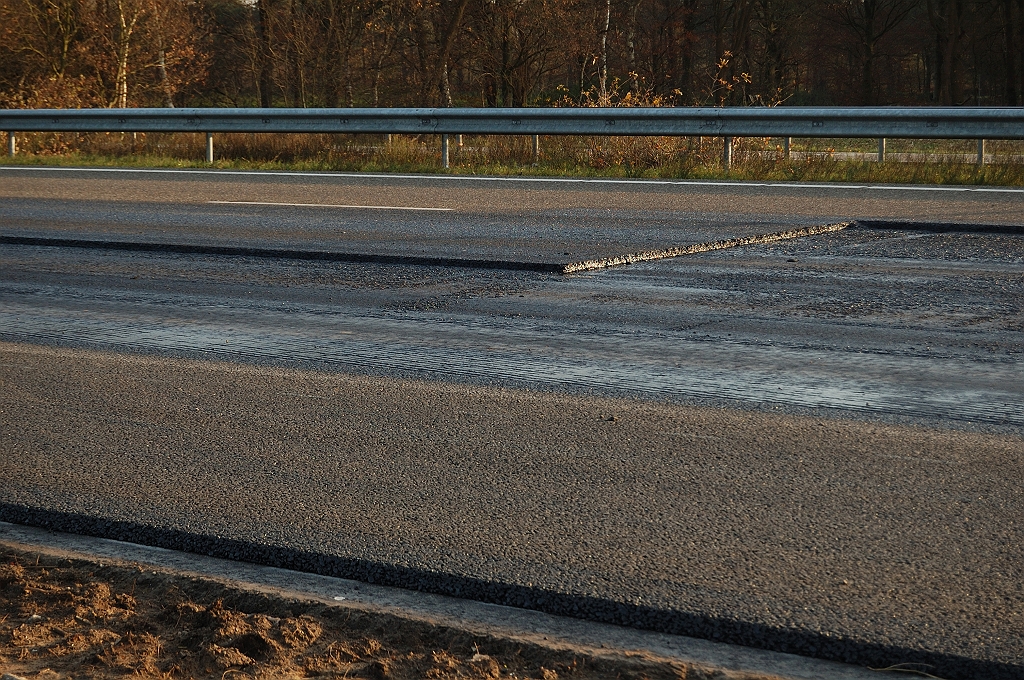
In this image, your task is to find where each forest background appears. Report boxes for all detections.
[2,0,1024,113]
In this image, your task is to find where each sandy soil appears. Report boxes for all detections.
[0,545,775,680]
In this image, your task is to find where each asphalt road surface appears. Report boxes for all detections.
[1,167,1022,679]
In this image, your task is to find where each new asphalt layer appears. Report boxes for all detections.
[0,167,842,270]
[2,165,1024,268]
[1,167,1023,679]
[1,343,1022,679]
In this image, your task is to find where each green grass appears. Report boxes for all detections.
[4,131,1024,186]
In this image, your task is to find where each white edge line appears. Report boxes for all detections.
[208,200,452,211]
[3,164,1024,194]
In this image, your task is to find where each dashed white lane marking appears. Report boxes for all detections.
[208,200,451,211]
[5,165,1024,194]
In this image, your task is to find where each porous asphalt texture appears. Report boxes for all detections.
[1,168,1023,679]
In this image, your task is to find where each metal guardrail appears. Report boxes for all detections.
[3,106,1023,169]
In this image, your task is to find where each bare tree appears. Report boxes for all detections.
[927,0,966,104]
[828,0,918,105]
[598,0,611,100]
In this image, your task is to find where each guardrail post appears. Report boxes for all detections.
[456,134,463,147]
[532,134,540,162]
[441,134,449,169]
[722,136,732,172]
[783,137,791,160]
[6,132,14,157]
[206,132,214,164]
[385,133,392,145]
[977,139,986,166]
[877,137,886,163]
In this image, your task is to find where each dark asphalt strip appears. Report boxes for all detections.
[0,503,1014,680]
[856,220,1024,234]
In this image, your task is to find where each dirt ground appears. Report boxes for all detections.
[0,545,779,680]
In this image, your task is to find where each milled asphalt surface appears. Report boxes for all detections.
[1,168,1023,678]
[1,225,1020,431]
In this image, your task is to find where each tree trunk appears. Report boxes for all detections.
[157,49,174,107]
[1004,0,1019,105]
[501,18,510,105]
[578,53,587,101]
[1019,0,1024,106]
[862,44,875,105]
[861,0,877,105]
[626,0,641,92]
[442,63,453,106]
[678,0,697,102]
[288,0,304,107]
[257,0,272,107]
[713,0,727,68]
[928,0,964,105]
[726,0,753,105]
[599,0,611,102]
[113,0,139,108]
[435,0,471,105]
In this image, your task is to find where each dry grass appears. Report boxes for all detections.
[0,546,775,680]
[4,130,1024,187]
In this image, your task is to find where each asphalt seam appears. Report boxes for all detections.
[0,504,1011,680]
[561,222,853,272]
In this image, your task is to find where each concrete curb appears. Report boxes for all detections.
[1,508,1003,679]
[0,521,880,680]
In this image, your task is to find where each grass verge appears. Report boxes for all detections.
[3,132,1024,186]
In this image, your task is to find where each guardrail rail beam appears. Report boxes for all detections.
[2,107,1022,140]
[2,107,1023,170]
